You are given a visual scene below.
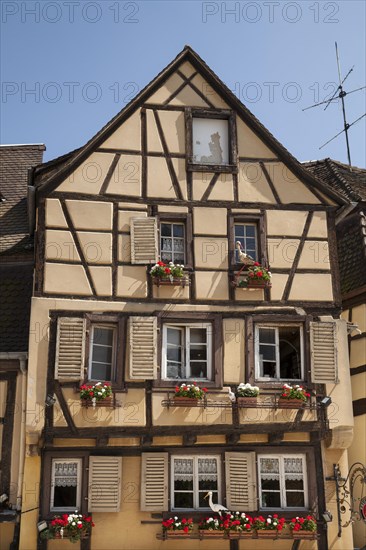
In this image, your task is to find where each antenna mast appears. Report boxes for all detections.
[302,42,366,167]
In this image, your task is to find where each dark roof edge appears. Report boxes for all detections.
[34,46,346,205]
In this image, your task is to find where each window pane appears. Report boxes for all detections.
[259,344,276,361]
[91,362,111,380]
[93,327,114,346]
[53,486,77,508]
[261,479,280,490]
[190,362,207,378]
[234,225,244,237]
[161,251,172,262]
[174,493,194,508]
[190,346,207,361]
[190,328,206,344]
[262,492,281,508]
[167,347,182,363]
[245,225,256,237]
[279,327,301,379]
[286,492,305,507]
[173,224,184,237]
[259,328,276,344]
[167,328,181,346]
[192,118,229,165]
[161,224,172,237]
[174,479,193,491]
[92,345,113,364]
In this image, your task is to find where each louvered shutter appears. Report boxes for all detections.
[88,456,122,512]
[140,453,168,511]
[55,317,85,380]
[225,452,257,511]
[131,217,158,264]
[310,321,338,383]
[129,317,157,380]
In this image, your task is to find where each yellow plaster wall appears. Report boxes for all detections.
[158,110,186,153]
[297,241,330,269]
[266,210,308,236]
[223,319,244,384]
[44,263,92,295]
[57,152,114,195]
[152,394,232,426]
[89,266,112,296]
[265,163,320,204]
[350,372,366,401]
[195,271,229,300]
[193,207,227,235]
[99,110,141,150]
[236,118,277,158]
[194,238,228,269]
[147,72,184,104]
[65,200,113,230]
[348,415,366,548]
[152,283,190,300]
[268,274,288,301]
[238,162,276,203]
[289,274,333,301]
[45,229,80,262]
[350,338,366,367]
[116,266,147,298]
[267,238,300,268]
[0,524,14,550]
[19,456,41,550]
[106,154,141,197]
[77,232,112,264]
[191,73,229,109]
[307,211,328,238]
[45,198,67,228]
[234,287,267,301]
[351,303,366,332]
[147,157,177,199]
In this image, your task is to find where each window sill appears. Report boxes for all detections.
[187,162,238,173]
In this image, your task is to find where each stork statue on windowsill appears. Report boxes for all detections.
[235,241,255,266]
[204,491,229,517]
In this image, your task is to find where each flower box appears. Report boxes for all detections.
[256,529,278,539]
[165,531,191,538]
[152,276,189,287]
[171,397,200,406]
[237,397,258,407]
[278,398,306,409]
[292,532,317,540]
[81,396,114,408]
[199,530,224,538]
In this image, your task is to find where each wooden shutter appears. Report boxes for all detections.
[129,317,157,380]
[310,321,338,383]
[88,456,122,512]
[140,453,168,511]
[55,317,85,380]
[131,217,158,264]
[225,452,257,510]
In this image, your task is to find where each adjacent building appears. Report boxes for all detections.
[0,144,45,549]
[16,48,357,550]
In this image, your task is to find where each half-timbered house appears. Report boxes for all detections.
[20,47,355,550]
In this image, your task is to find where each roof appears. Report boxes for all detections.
[0,144,45,255]
[304,158,366,295]
[304,158,366,202]
[0,262,34,352]
[33,46,346,205]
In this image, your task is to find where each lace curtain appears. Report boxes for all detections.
[260,457,304,481]
[284,457,304,481]
[174,458,218,482]
[54,461,78,487]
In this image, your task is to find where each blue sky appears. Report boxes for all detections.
[1,0,365,166]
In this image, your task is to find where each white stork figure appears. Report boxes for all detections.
[204,491,229,516]
[235,241,254,265]
[227,386,236,403]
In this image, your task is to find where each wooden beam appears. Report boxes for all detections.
[53,381,78,435]
[0,374,17,496]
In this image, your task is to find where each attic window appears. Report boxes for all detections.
[186,109,237,173]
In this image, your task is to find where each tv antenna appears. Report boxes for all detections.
[302,42,365,167]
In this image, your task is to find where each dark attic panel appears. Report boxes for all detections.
[337,212,366,294]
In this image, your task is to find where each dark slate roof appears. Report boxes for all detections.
[304,158,366,295]
[304,158,366,202]
[0,144,45,255]
[0,263,34,352]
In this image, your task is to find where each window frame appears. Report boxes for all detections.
[50,458,82,513]
[155,312,223,389]
[42,452,89,519]
[88,324,117,382]
[157,213,193,270]
[162,322,213,381]
[258,453,308,511]
[185,108,238,173]
[84,314,125,390]
[170,454,222,512]
[255,323,304,382]
[229,214,265,269]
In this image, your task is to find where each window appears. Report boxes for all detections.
[255,325,303,381]
[186,109,237,172]
[50,459,81,512]
[192,118,229,165]
[162,323,212,380]
[89,325,117,381]
[258,454,307,509]
[234,223,258,262]
[160,222,185,264]
[171,455,221,511]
